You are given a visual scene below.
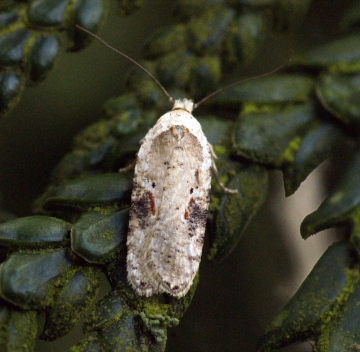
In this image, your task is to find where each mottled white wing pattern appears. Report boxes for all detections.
[127,99,212,297]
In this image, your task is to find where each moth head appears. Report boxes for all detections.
[172,99,194,113]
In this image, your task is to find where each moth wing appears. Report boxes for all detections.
[127,110,211,297]
[127,183,158,296]
[143,128,211,297]
[126,128,168,296]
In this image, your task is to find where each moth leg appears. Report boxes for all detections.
[209,144,238,194]
[211,160,238,194]
[119,158,137,173]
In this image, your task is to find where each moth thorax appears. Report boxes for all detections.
[172,98,194,113]
[171,125,189,139]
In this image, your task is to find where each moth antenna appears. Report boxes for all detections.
[194,50,293,109]
[76,25,173,103]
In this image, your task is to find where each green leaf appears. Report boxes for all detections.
[209,162,268,261]
[155,51,198,93]
[211,74,314,107]
[301,147,360,239]
[0,215,70,249]
[198,114,230,146]
[322,278,360,351]
[84,290,125,332]
[316,72,360,131]
[69,0,110,51]
[187,6,234,55]
[292,35,360,73]
[28,0,68,26]
[71,209,128,264]
[69,338,101,352]
[0,71,23,115]
[0,305,37,352]
[233,103,316,167]
[0,9,19,28]
[0,249,73,309]
[29,35,59,82]
[0,29,31,66]
[258,241,354,351]
[40,266,100,340]
[42,173,132,211]
[0,1,109,115]
[142,25,187,60]
[96,304,141,351]
[223,12,265,67]
[190,54,221,98]
[283,121,346,196]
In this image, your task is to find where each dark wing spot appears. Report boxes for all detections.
[148,192,156,216]
[187,198,208,237]
[131,189,156,228]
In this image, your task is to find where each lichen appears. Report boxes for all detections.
[314,267,360,350]
[281,136,302,163]
[92,205,120,216]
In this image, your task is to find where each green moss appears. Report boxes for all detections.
[7,310,37,352]
[74,120,113,149]
[119,274,199,344]
[315,267,360,350]
[91,204,120,216]
[99,230,115,240]
[209,192,221,213]
[314,325,331,351]
[350,208,360,227]
[241,102,277,115]
[328,190,345,205]
[138,302,179,342]
[212,144,227,157]
[0,18,24,35]
[221,195,240,232]
[142,302,171,317]
[329,61,360,73]
[281,136,302,163]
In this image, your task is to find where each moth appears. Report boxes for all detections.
[127,98,215,297]
[77,25,289,298]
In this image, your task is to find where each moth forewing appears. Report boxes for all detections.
[126,99,212,297]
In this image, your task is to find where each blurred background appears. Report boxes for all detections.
[0,0,354,351]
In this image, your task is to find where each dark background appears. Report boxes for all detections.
[0,0,353,351]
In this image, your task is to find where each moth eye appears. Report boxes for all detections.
[190,188,194,194]
[152,182,156,188]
